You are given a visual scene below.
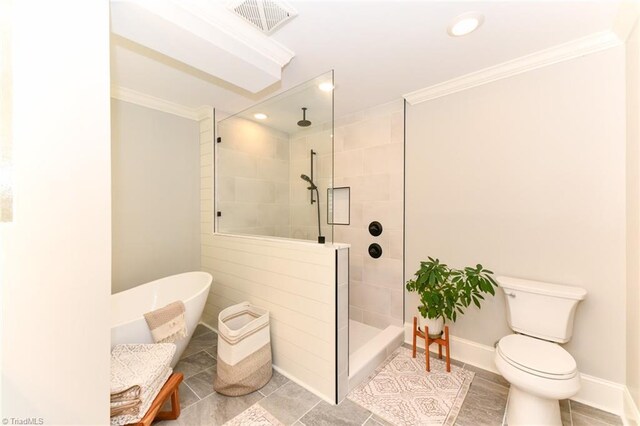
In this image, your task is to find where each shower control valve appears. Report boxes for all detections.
[368,243,382,259]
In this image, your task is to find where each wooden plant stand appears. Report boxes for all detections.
[128,372,183,426]
[412,317,451,373]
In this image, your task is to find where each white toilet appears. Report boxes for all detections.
[495,276,587,426]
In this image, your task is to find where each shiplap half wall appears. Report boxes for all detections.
[198,113,348,403]
[201,234,344,402]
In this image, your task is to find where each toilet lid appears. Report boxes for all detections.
[498,334,577,379]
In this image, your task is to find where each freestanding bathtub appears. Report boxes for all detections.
[111,271,213,367]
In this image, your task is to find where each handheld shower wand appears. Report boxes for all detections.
[300,174,316,189]
[300,174,324,243]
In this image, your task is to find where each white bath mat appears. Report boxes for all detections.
[223,403,283,426]
[348,347,474,426]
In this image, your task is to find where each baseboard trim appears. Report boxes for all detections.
[573,373,626,418]
[623,387,640,426]
[198,321,218,334]
[403,322,625,416]
[271,364,335,405]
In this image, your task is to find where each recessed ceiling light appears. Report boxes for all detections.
[319,82,334,92]
[254,113,268,120]
[448,12,484,37]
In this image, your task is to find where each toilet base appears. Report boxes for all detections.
[506,386,562,426]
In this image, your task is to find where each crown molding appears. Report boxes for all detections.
[404,31,621,105]
[111,86,204,121]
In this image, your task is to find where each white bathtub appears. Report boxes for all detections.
[111,271,212,367]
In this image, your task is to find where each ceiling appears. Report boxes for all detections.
[110,1,622,119]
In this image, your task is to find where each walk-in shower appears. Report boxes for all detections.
[213,70,403,402]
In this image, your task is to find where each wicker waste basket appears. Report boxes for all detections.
[214,302,272,396]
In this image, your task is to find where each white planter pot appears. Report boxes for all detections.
[420,316,444,338]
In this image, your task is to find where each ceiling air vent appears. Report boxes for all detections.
[228,0,297,34]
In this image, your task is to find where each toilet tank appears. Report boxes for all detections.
[497,276,587,343]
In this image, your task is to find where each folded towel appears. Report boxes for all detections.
[110,367,171,425]
[110,399,141,418]
[110,385,140,403]
[110,344,176,426]
[143,301,188,343]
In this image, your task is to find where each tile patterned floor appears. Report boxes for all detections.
[156,325,622,426]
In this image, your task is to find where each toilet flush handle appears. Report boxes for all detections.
[504,292,516,298]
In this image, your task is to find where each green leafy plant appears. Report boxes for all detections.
[405,257,498,322]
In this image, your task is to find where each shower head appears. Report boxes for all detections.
[297,107,312,127]
[300,174,317,189]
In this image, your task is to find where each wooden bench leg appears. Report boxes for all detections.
[129,373,183,426]
[155,386,181,421]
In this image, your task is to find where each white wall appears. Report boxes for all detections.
[626,17,640,412]
[111,99,200,293]
[333,101,404,329]
[405,47,626,383]
[1,0,111,423]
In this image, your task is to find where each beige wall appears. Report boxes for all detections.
[627,18,640,409]
[1,0,111,422]
[405,47,626,383]
[111,99,200,293]
[333,102,404,329]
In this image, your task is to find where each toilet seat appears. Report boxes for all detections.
[497,334,577,380]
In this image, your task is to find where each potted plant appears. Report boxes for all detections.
[406,257,498,338]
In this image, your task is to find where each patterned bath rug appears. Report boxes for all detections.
[348,347,474,426]
[223,403,284,426]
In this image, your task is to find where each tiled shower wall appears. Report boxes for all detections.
[217,117,290,237]
[216,116,332,242]
[333,100,404,329]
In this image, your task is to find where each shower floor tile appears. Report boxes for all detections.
[349,320,381,355]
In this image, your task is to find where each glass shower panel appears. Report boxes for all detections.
[216,70,334,243]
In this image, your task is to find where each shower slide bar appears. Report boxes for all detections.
[310,149,316,205]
